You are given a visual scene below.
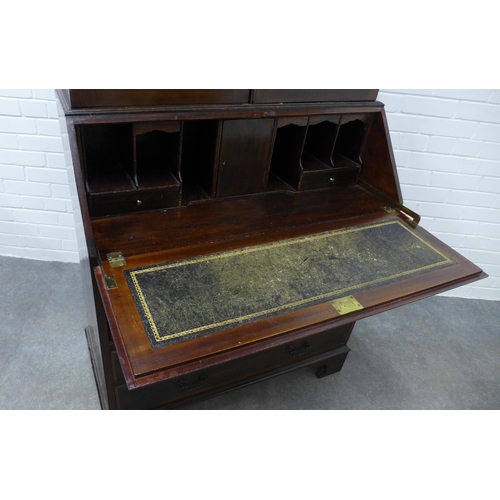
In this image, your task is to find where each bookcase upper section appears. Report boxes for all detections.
[62,89,378,109]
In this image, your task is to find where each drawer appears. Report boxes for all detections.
[300,166,359,190]
[115,322,354,410]
[89,185,181,217]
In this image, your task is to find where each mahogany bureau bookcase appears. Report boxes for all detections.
[57,89,486,410]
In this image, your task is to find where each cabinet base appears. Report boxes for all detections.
[110,344,351,410]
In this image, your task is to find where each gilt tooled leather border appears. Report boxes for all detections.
[125,221,453,348]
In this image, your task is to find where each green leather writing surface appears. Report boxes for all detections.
[125,221,453,348]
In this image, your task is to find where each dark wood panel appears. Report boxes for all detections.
[66,122,98,263]
[80,123,134,194]
[63,100,384,123]
[216,119,275,197]
[181,120,221,198]
[312,347,351,379]
[68,89,251,108]
[270,121,307,189]
[111,350,124,383]
[252,89,379,103]
[359,110,403,203]
[115,339,352,410]
[91,186,385,259]
[304,115,341,167]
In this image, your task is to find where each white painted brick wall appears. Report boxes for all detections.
[0,89,499,299]
[381,89,500,301]
[0,89,78,263]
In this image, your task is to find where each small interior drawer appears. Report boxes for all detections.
[89,186,181,217]
[300,166,359,191]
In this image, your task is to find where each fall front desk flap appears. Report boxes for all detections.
[123,220,453,348]
[95,215,486,387]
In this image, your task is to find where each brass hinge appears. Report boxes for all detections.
[330,295,364,315]
[105,275,117,290]
[107,252,126,268]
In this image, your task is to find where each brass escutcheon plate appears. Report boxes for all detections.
[330,295,364,315]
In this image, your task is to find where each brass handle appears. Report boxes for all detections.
[286,341,311,357]
[359,179,421,227]
[177,373,208,392]
[394,202,421,227]
[137,199,143,206]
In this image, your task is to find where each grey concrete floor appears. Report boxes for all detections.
[1,255,499,410]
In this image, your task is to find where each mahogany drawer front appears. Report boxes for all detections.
[89,186,181,217]
[114,323,353,410]
[300,166,359,191]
